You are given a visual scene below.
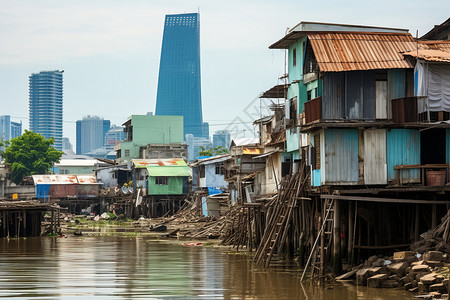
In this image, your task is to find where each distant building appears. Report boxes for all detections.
[0,115,22,142]
[155,13,208,139]
[116,115,184,162]
[186,134,212,162]
[104,125,125,150]
[62,137,73,151]
[29,70,63,150]
[76,115,110,156]
[213,130,231,149]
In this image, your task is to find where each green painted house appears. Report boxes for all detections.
[117,115,184,162]
[133,159,191,195]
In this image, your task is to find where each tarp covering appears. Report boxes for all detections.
[146,166,192,177]
[208,187,222,195]
[36,184,51,199]
[415,62,450,112]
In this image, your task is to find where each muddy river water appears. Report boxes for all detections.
[0,237,414,299]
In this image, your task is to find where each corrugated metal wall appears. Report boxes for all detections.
[322,72,344,119]
[322,71,376,120]
[364,129,387,184]
[322,129,359,185]
[386,129,421,182]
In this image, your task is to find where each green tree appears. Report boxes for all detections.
[199,146,229,157]
[3,130,63,184]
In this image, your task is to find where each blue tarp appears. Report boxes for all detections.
[208,187,222,195]
[36,184,51,199]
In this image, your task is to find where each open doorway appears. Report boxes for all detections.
[421,128,446,164]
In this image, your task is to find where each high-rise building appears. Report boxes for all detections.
[0,115,22,142]
[29,70,64,150]
[213,130,231,149]
[104,125,126,151]
[155,13,208,139]
[76,115,110,155]
[186,134,212,162]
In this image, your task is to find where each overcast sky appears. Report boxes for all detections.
[0,0,448,147]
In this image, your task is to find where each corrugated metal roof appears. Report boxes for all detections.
[132,159,187,168]
[32,175,78,185]
[77,175,98,184]
[308,33,416,72]
[403,41,450,62]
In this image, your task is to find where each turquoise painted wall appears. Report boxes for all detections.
[286,128,300,152]
[148,176,184,195]
[131,115,183,144]
[119,115,184,161]
[386,129,421,181]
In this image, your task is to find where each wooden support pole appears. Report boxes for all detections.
[348,201,354,266]
[432,204,437,229]
[23,209,27,237]
[333,199,341,274]
[415,204,419,242]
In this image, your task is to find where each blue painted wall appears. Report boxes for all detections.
[386,129,421,182]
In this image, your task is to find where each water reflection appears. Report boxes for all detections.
[0,237,412,299]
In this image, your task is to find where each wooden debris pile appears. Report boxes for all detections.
[411,209,450,254]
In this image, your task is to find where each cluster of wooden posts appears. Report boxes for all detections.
[0,201,59,238]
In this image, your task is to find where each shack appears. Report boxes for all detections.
[132,158,191,217]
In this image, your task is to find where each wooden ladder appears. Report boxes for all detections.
[301,198,334,281]
[254,175,299,267]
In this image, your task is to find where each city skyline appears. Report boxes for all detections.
[0,1,448,147]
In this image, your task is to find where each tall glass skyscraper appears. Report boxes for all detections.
[76,115,111,155]
[29,70,63,150]
[155,13,208,139]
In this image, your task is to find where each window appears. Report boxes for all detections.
[59,169,69,174]
[215,163,224,175]
[155,177,168,185]
[293,48,297,67]
[199,165,205,178]
[124,149,130,157]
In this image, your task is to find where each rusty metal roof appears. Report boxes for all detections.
[132,158,187,168]
[308,32,416,72]
[260,84,289,99]
[403,41,450,62]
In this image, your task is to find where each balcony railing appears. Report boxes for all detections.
[391,97,419,124]
[304,96,321,124]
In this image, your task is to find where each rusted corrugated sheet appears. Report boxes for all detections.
[77,175,98,184]
[308,33,416,72]
[77,185,99,198]
[364,129,387,184]
[32,175,78,184]
[322,129,359,185]
[49,184,77,199]
[403,41,450,62]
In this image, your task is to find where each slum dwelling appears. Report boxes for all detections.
[229,22,450,279]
